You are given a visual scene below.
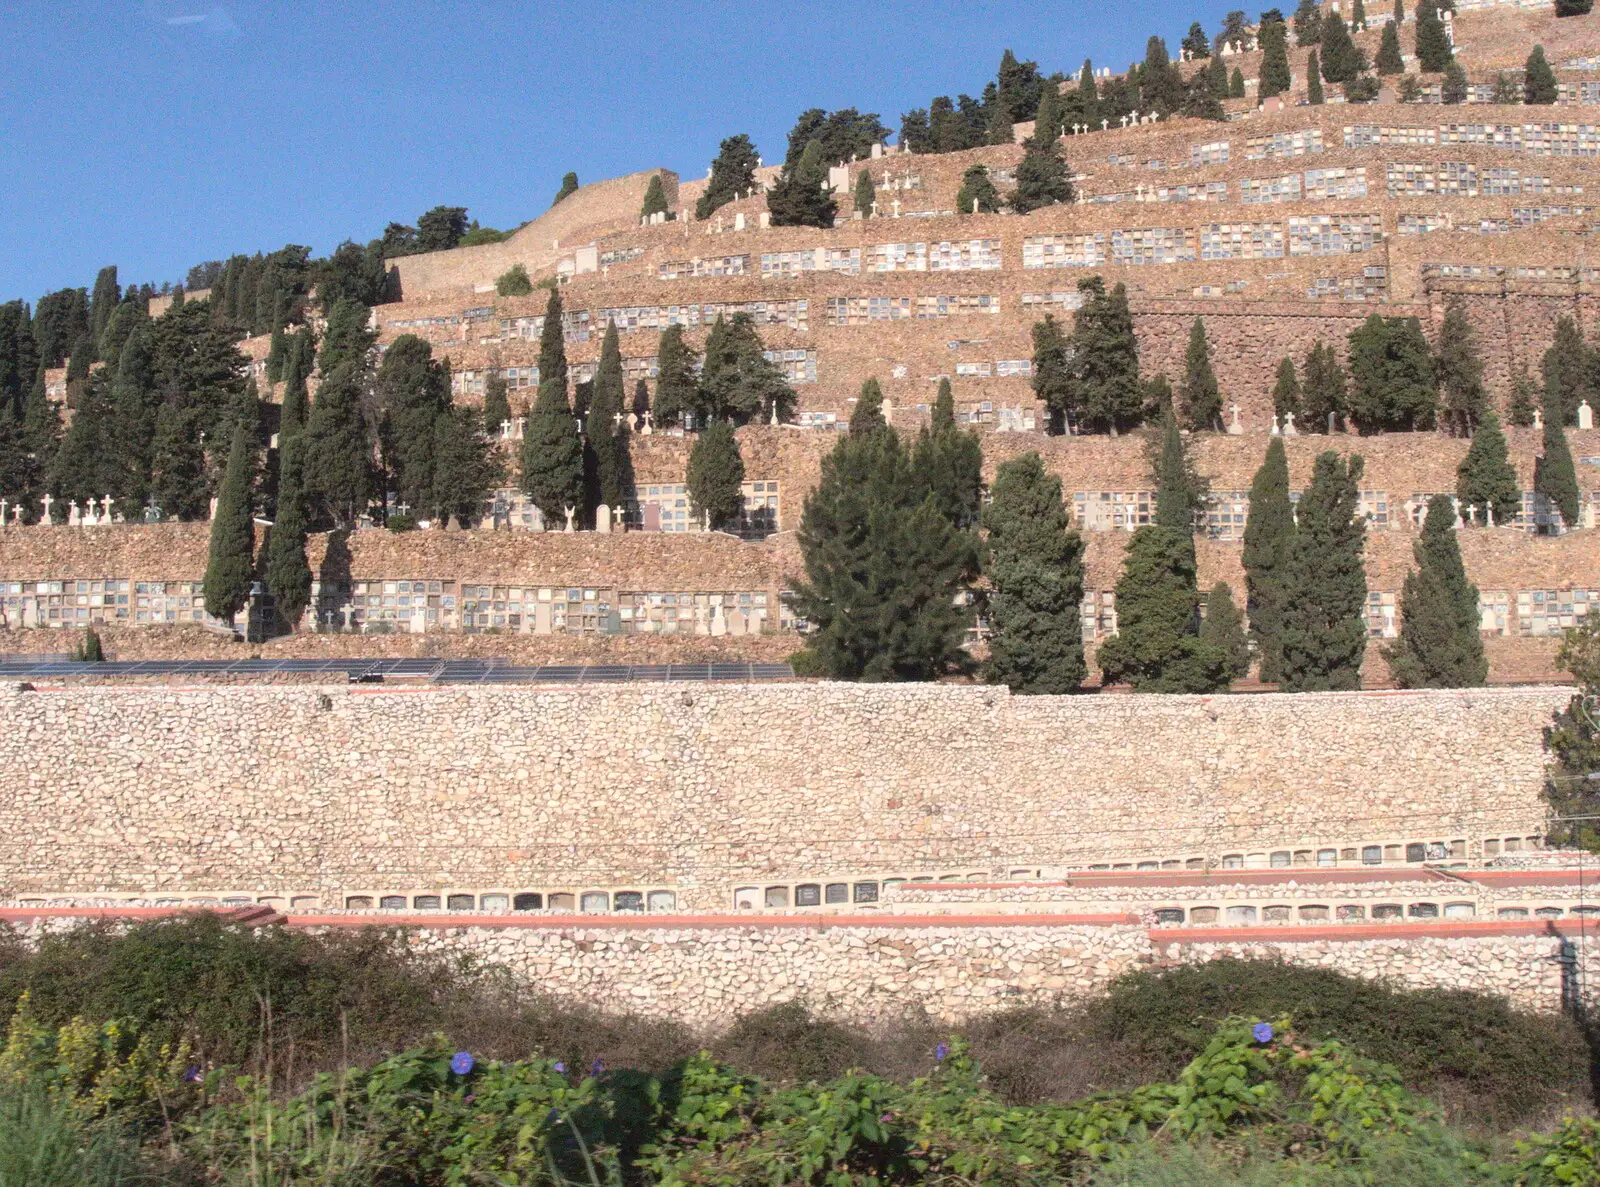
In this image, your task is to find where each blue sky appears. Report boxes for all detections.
[0,1,1218,303]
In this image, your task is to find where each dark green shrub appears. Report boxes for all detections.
[711,1001,876,1083]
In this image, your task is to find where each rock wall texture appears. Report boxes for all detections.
[0,683,1562,905]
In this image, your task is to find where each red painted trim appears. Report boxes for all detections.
[1459,870,1597,886]
[916,869,1458,891]
[284,911,1143,930]
[1150,919,1582,944]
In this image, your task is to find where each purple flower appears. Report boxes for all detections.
[553,1061,566,1074]
[880,1113,894,1123]
[934,1042,949,1062]
[450,1051,475,1075]
[591,1058,606,1077]
[182,1066,203,1084]
[1252,1023,1275,1044]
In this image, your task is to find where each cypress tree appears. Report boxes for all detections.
[1244,436,1296,682]
[89,265,120,354]
[1320,13,1366,82]
[1230,67,1246,99]
[74,625,105,663]
[302,362,371,528]
[1139,36,1184,114]
[850,377,886,432]
[1442,60,1469,103]
[653,324,697,427]
[1153,402,1206,534]
[686,419,746,531]
[1078,59,1102,125]
[1542,315,1592,424]
[519,377,584,528]
[1352,0,1368,28]
[1272,357,1303,428]
[1208,55,1230,99]
[1030,313,1073,433]
[21,368,60,505]
[49,371,122,511]
[1456,412,1521,526]
[203,417,257,625]
[1096,526,1230,692]
[317,299,376,377]
[696,134,760,220]
[1032,81,1062,144]
[697,313,795,425]
[430,405,503,526]
[1525,46,1558,104]
[956,165,1002,214]
[1536,393,1583,530]
[1507,365,1539,427]
[1201,582,1251,681]
[1492,71,1522,104]
[1415,0,1453,71]
[265,323,288,384]
[1259,15,1292,98]
[1436,300,1487,433]
[1384,495,1488,688]
[1307,52,1326,103]
[640,174,670,220]
[1557,0,1594,13]
[1376,22,1405,74]
[587,322,630,511]
[768,140,837,229]
[1302,341,1346,433]
[853,169,876,217]
[1395,0,1405,23]
[1011,122,1074,213]
[537,286,568,393]
[482,371,511,435]
[1279,451,1369,692]
[633,379,650,423]
[793,424,973,681]
[1347,314,1436,431]
[1180,317,1223,431]
[279,335,310,441]
[552,171,579,205]
[265,426,311,633]
[912,378,984,531]
[109,327,160,508]
[1067,278,1144,434]
[983,451,1087,693]
[374,334,450,516]
[148,399,207,520]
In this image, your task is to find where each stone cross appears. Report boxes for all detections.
[1270,416,1281,437]
[642,410,654,436]
[1228,403,1244,435]
[0,499,7,526]
[1101,119,1110,131]
[703,509,711,532]
[613,411,624,429]
[10,503,21,525]
[340,603,354,629]
[515,416,526,438]
[563,506,575,532]
[1486,504,1496,528]
[1467,505,1478,526]
[770,401,780,426]
[102,495,114,523]
[1120,114,1130,128]
[628,411,639,431]
[870,199,878,217]
[40,493,53,523]
[1580,399,1594,430]
[1534,406,1544,431]
[891,198,902,217]
[1283,411,1298,436]
[499,419,511,439]
[68,500,80,526]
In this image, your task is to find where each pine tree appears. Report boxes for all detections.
[1230,67,1246,98]
[265,427,311,633]
[587,322,630,511]
[1180,317,1223,431]
[1436,299,1487,433]
[687,419,746,531]
[1010,122,1074,213]
[1095,526,1231,692]
[794,425,973,681]
[49,371,122,511]
[696,134,760,220]
[1183,21,1212,58]
[853,169,876,217]
[1259,14,1293,97]
[520,377,584,528]
[1347,314,1437,431]
[1415,0,1453,70]
[653,324,697,427]
[1456,412,1521,526]
[1542,316,1593,424]
[956,164,1002,214]
[1201,583,1251,680]
[302,361,371,528]
[148,399,208,520]
[768,140,837,228]
[1492,71,1522,104]
[552,172,579,206]
[697,313,795,425]
[1030,313,1073,433]
[1525,45,1558,104]
[1066,279,1144,434]
[482,371,511,435]
[1307,52,1326,103]
[1536,392,1583,530]
[1208,55,1230,99]
[1302,340,1348,432]
[1295,0,1324,42]
[1376,22,1405,74]
[1557,0,1594,14]
[1279,451,1369,691]
[850,377,886,432]
[1442,60,1468,103]
[913,378,985,532]
[430,405,503,526]
[1320,13,1367,81]
[1032,81,1062,144]
[1352,0,1368,29]
[1384,495,1488,687]
[1272,357,1303,428]
[1507,365,1539,427]
[1244,436,1296,682]
[983,451,1087,693]
[640,174,670,220]
[203,417,257,625]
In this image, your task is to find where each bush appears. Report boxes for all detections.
[0,1088,144,1187]
[385,513,417,532]
[494,263,534,296]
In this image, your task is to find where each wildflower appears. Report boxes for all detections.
[182,1066,204,1083]
[1252,1022,1275,1044]
[451,1051,475,1075]
[934,1042,949,1062]
[591,1058,606,1077]
[553,1061,567,1073]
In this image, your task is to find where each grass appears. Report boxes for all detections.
[0,1089,144,1187]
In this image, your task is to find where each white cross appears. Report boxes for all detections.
[40,493,53,522]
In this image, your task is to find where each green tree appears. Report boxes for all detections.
[687,419,746,532]
[416,206,469,253]
[652,324,697,428]
[1436,300,1487,433]
[1346,314,1437,431]
[1152,403,1206,533]
[1096,526,1230,692]
[696,134,760,220]
[1525,45,1558,104]
[1542,315,1593,424]
[202,417,257,625]
[1279,451,1369,691]
[520,377,584,528]
[1230,67,1246,98]
[984,452,1087,693]
[1320,13,1366,81]
[996,48,1046,121]
[956,164,1001,214]
[912,379,985,531]
[1384,495,1488,687]
[1272,357,1303,428]
[1536,392,1583,530]
[852,169,876,218]
[850,377,886,433]
[374,335,450,517]
[1456,412,1521,526]
[315,298,376,379]
[1244,436,1296,682]
[109,328,161,508]
[1033,77,1064,143]
[640,174,671,220]
[1031,314,1073,434]
[1201,582,1251,681]
[1183,21,1211,57]
[1011,122,1074,213]
[536,286,568,393]
[1307,52,1327,103]
[1259,14,1293,97]
[430,405,502,526]
[264,428,311,633]
[1492,71,1522,104]
[1545,615,1600,849]
[768,140,837,229]
[89,265,120,355]
[482,371,511,435]
[302,362,371,528]
[697,314,796,424]
[587,322,630,511]
[1207,55,1230,99]
[552,172,579,206]
[1352,0,1368,31]
[495,265,534,297]
[1414,0,1453,71]
[49,371,122,512]
[1507,365,1539,427]
[1556,0,1593,14]
[1376,22,1405,74]
[1442,60,1469,103]
[148,398,208,520]
[1180,318,1223,431]
[793,424,973,681]
[1077,60,1102,123]
[1066,278,1144,435]
[1294,0,1324,42]
[1139,36,1185,114]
